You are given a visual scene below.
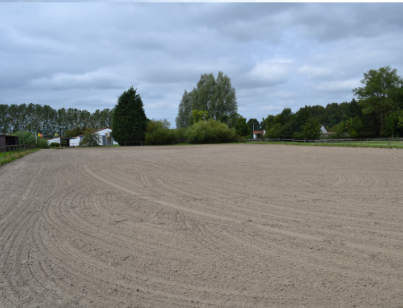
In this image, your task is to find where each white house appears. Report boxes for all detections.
[47,137,61,145]
[69,136,82,147]
[69,128,118,147]
[94,128,118,146]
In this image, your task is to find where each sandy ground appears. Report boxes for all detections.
[0,144,403,307]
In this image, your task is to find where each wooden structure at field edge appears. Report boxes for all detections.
[0,135,19,152]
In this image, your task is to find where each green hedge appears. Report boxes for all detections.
[145,121,177,145]
[13,131,49,148]
[185,120,237,144]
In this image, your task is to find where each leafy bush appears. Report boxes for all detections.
[14,131,36,145]
[302,119,321,140]
[145,121,177,145]
[185,120,237,144]
[37,138,49,148]
[50,142,60,148]
[173,128,187,143]
[333,122,348,138]
[234,115,250,137]
[80,132,99,147]
[191,109,208,124]
[14,131,48,148]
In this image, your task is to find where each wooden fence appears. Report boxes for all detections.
[249,137,403,143]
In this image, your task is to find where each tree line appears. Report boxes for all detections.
[175,67,403,140]
[1,66,402,146]
[0,104,113,138]
[258,66,403,139]
[112,85,239,145]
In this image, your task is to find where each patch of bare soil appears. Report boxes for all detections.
[1,144,402,307]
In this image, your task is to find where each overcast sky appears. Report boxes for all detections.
[1,3,403,126]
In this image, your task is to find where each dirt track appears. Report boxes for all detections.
[1,144,403,307]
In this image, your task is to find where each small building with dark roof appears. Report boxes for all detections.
[0,135,19,151]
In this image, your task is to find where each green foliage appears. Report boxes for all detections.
[36,137,49,149]
[176,91,194,128]
[260,66,403,139]
[262,77,403,139]
[112,87,147,146]
[333,122,348,138]
[354,66,403,136]
[331,117,363,138]
[145,120,177,145]
[176,72,237,128]
[13,131,48,148]
[191,110,208,124]
[65,127,87,139]
[174,128,187,143]
[302,118,321,140]
[265,123,281,138]
[247,118,261,132]
[80,131,99,147]
[0,103,113,137]
[264,108,296,139]
[49,142,60,148]
[398,111,403,132]
[185,120,237,144]
[384,110,403,137]
[345,116,364,138]
[14,131,36,145]
[0,149,39,166]
[233,115,249,137]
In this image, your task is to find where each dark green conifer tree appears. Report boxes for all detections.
[112,87,147,145]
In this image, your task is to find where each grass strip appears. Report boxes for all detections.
[248,140,403,149]
[0,148,40,167]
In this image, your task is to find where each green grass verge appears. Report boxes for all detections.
[0,148,40,166]
[248,140,403,149]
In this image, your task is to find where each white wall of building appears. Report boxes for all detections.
[47,137,60,145]
[67,128,118,147]
[69,136,82,147]
[95,128,118,146]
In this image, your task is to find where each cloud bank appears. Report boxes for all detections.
[1,3,403,125]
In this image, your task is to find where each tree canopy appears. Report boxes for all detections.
[354,66,403,136]
[0,103,113,137]
[176,72,237,128]
[112,87,147,145]
[2,66,402,143]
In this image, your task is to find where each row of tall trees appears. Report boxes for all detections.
[260,101,362,139]
[176,72,238,128]
[176,67,402,140]
[260,66,403,139]
[0,104,113,138]
[1,66,402,144]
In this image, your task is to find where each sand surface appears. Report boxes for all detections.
[1,144,403,307]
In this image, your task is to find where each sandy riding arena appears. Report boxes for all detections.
[1,144,403,307]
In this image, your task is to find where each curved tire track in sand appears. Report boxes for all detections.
[1,145,403,307]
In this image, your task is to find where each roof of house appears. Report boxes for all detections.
[67,128,111,139]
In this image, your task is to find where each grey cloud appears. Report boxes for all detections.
[29,70,124,90]
[0,3,403,126]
